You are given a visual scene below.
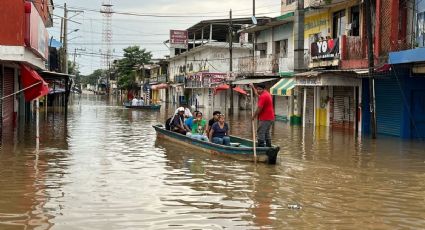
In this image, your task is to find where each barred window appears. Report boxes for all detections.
[286,0,296,5]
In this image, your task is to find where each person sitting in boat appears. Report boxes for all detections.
[173,105,193,119]
[185,110,199,130]
[138,97,145,106]
[207,111,221,135]
[209,114,230,146]
[171,107,191,135]
[131,97,139,106]
[190,112,208,141]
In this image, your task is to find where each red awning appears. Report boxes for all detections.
[214,84,247,95]
[214,84,230,95]
[21,65,49,101]
[151,83,169,90]
[233,86,247,95]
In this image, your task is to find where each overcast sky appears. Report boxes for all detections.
[48,0,281,75]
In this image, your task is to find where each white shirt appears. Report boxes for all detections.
[131,98,138,106]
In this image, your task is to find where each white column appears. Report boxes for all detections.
[313,87,317,127]
[302,87,307,127]
[36,99,40,150]
[209,24,213,42]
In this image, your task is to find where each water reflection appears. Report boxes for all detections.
[0,94,424,229]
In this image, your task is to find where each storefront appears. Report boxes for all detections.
[295,71,362,131]
[185,72,228,109]
[270,77,295,121]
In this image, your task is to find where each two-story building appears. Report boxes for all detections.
[0,0,53,136]
[374,0,425,139]
[167,18,269,111]
[138,59,169,104]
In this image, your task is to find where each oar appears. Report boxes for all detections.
[251,88,257,163]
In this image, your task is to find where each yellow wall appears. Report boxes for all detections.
[304,12,330,38]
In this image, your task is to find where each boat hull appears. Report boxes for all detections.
[153,125,279,164]
[123,103,161,110]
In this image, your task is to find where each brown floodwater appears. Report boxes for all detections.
[0,94,424,229]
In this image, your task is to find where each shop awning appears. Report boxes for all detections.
[270,78,295,96]
[151,83,169,90]
[214,84,248,95]
[232,78,276,85]
[21,65,49,101]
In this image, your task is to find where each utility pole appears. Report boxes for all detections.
[365,0,377,138]
[252,0,256,76]
[294,0,305,126]
[229,9,234,115]
[63,3,68,74]
[253,0,255,17]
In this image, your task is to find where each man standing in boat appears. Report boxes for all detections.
[250,83,275,147]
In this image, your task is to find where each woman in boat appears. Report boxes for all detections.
[190,112,208,141]
[209,114,230,146]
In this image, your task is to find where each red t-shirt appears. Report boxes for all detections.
[257,90,275,121]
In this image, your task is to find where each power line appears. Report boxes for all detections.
[54,4,280,18]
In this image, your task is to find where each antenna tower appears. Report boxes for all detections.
[101,0,113,69]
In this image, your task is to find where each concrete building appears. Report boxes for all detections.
[167,18,269,111]
[0,0,53,136]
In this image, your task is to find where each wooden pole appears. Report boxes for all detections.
[251,88,257,163]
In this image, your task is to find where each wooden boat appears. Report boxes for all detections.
[123,102,161,110]
[153,125,280,164]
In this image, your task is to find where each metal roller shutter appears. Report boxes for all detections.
[305,87,314,124]
[274,96,289,118]
[375,77,402,136]
[333,86,355,128]
[2,67,15,133]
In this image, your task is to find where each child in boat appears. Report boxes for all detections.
[209,114,230,146]
[190,112,208,141]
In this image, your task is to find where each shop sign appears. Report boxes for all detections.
[310,38,339,60]
[296,77,322,86]
[170,30,188,49]
[25,2,48,60]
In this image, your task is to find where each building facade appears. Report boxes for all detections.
[0,0,53,136]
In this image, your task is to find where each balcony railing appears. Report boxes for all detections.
[175,75,185,84]
[341,35,365,60]
[238,54,295,75]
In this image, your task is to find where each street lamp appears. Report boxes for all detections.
[67,28,79,35]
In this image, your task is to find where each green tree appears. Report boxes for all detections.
[116,46,152,90]
[81,69,105,86]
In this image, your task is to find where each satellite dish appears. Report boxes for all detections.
[251,16,257,25]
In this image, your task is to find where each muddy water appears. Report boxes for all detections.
[0,94,424,229]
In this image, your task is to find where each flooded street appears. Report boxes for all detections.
[1,94,425,229]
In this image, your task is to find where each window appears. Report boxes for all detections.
[332,10,346,38]
[417,11,425,47]
[275,39,288,57]
[349,6,360,36]
[255,43,267,58]
[398,0,408,40]
[286,0,296,5]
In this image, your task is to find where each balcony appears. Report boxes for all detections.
[175,75,185,84]
[238,54,280,75]
[185,73,228,88]
[149,74,168,84]
[340,35,368,69]
[237,54,296,76]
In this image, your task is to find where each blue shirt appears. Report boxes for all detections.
[185,116,194,130]
[211,122,229,138]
